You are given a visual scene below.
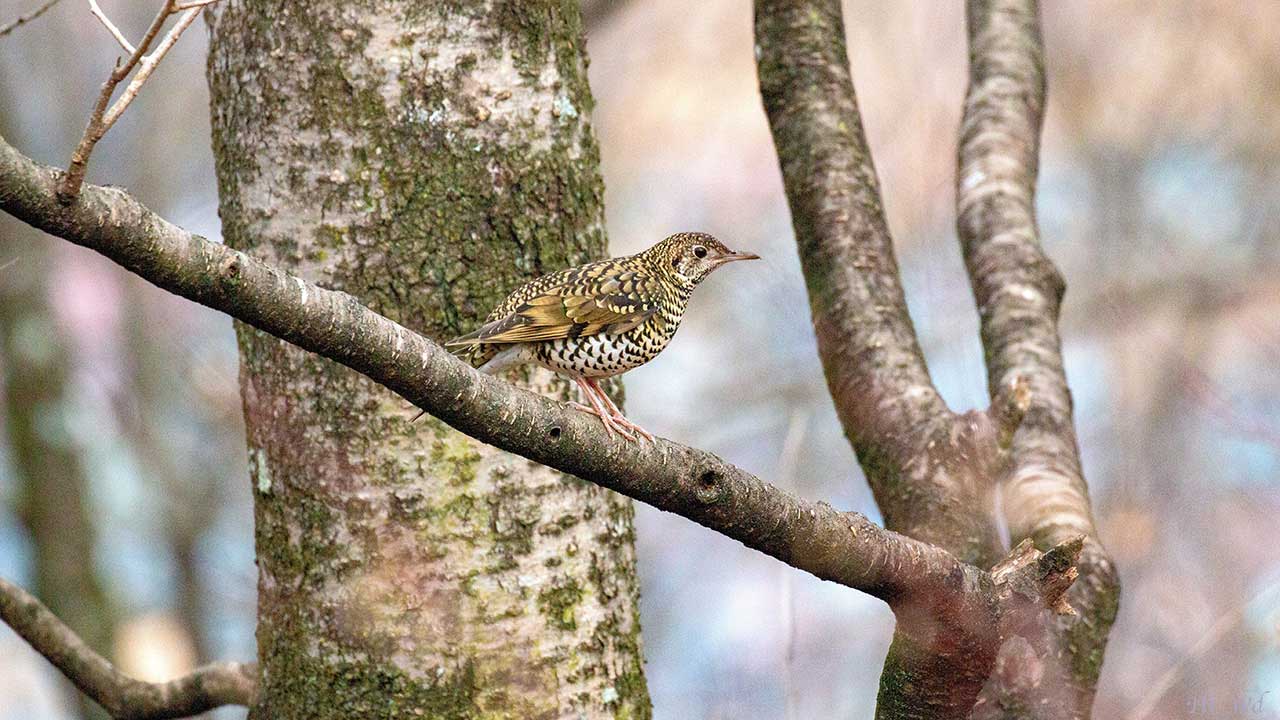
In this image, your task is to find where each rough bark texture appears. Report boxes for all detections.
[958,1,1119,716]
[755,1,1010,716]
[755,0,1118,717]
[754,0,1003,568]
[205,2,649,718]
[0,239,113,720]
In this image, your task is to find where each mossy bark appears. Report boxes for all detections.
[205,2,649,717]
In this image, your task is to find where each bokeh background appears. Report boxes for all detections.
[2,1,1278,718]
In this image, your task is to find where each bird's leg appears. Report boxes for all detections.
[570,377,637,442]
[586,378,655,443]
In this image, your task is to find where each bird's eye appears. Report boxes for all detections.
[693,246,707,259]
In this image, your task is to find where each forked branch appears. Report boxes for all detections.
[754,0,1006,572]
[58,0,218,202]
[0,576,257,719]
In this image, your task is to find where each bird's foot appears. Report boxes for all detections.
[608,412,654,443]
[569,401,638,442]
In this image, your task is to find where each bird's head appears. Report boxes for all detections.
[651,232,759,288]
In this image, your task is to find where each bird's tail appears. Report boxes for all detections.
[443,328,495,369]
[449,341,499,369]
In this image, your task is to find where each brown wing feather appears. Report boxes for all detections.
[447,260,661,346]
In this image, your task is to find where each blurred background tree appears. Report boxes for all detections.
[1,1,1277,718]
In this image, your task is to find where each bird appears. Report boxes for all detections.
[442,232,759,442]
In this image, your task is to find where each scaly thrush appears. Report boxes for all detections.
[445,232,759,442]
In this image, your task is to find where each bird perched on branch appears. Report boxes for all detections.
[446,232,759,442]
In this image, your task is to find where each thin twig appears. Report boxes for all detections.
[101,4,205,129]
[776,411,807,720]
[0,576,257,719]
[59,0,215,202]
[88,0,135,53]
[0,0,63,37]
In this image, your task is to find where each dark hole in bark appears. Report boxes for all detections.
[695,469,722,504]
[548,425,562,440]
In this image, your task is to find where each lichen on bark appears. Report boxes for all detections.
[206,2,649,717]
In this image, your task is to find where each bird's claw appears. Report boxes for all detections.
[569,401,639,442]
[610,415,655,443]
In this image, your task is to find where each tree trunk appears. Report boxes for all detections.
[206,2,649,718]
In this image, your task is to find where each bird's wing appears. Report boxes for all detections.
[447,265,661,346]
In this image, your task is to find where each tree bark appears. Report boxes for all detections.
[755,0,1118,717]
[205,2,649,718]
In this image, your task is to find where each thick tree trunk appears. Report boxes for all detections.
[205,2,649,718]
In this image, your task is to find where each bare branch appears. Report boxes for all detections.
[101,5,206,128]
[0,129,1094,720]
[0,576,256,719]
[59,0,214,202]
[754,0,1007,573]
[958,1,1119,714]
[88,0,135,53]
[754,0,946,445]
[957,0,1099,550]
[0,0,63,37]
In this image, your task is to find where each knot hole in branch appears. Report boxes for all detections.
[694,468,723,505]
[219,252,243,289]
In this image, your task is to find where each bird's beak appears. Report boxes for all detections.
[712,250,761,267]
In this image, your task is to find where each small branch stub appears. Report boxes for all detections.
[991,535,1085,629]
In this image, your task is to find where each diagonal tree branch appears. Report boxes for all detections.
[958,0,1119,714]
[0,576,257,719]
[0,129,978,609]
